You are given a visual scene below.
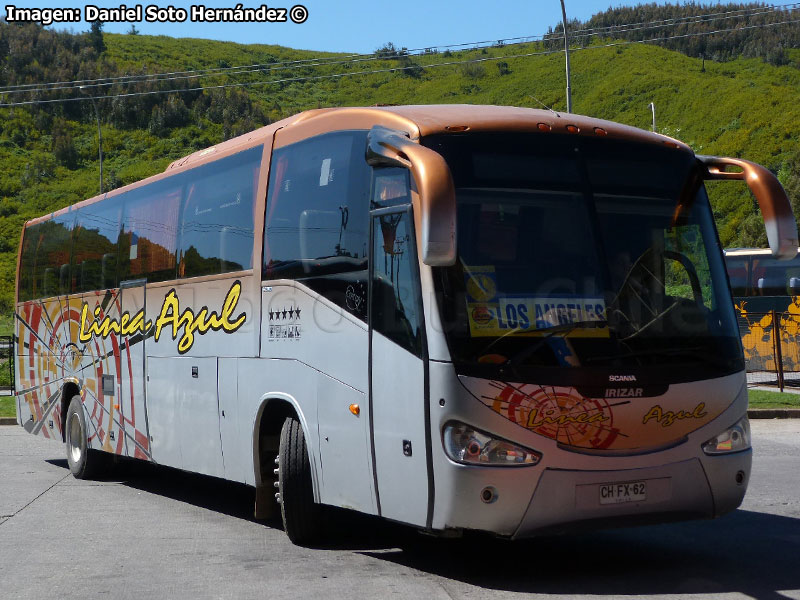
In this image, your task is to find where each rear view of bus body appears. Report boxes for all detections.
[15,105,795,542]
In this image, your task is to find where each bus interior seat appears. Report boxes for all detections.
[102,253,116,289]
[81,260,101,292]
[790,277,800,295]
[218,226,245,273]
[757,277,767,295]
[59,264,70,295]
[43,267,56,298]
[219,226,230,273]
[299,209,340,262]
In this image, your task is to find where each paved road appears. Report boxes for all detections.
[1,421,799,600]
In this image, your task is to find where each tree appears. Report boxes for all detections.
[89,20,106,54]
[51,118,78,169]
[375,43,402,59]
[778,155,800,236]
[127,24,139,35]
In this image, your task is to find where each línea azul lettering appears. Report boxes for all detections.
[79,281,247,353]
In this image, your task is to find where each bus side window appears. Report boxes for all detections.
[118,180,181,283]
[178,145,262,278]
[372,168,411,209]
[371,211,423,357]
[32,214,74,299]
[724,257,750,297]
[18,223,43,301]
[72,197,122,293]
[264,131,371,321]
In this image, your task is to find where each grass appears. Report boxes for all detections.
[0,314,13,337]
[748,389,800,409]
[0,396,15,418]
[0,358,12,388]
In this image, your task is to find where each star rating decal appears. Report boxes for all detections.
[268,307,301,321]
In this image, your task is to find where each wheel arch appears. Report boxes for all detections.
[252,393,321,505]
[60,379,82,442]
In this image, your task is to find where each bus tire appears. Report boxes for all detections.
[278,415,323,545]
[65,395,106,479]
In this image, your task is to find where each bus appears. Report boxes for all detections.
[15,105,797,544]
[724,247,800,383]
[725,247,800,313]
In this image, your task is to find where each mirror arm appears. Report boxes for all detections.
[367,126,457,266]
[697,155,798,259]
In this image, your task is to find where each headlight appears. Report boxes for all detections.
[442,421,541,466]
[702,417,750,455]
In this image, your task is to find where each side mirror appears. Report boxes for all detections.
[366,126,456,266]
[698,155,798,259]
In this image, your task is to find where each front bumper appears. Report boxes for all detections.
[515,455,731,537]
[434,450,752,538]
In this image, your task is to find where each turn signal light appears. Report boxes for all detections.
[537,122,552,132]
[349,404,360,416]
[594,127,608,136]
[566,124,580,134]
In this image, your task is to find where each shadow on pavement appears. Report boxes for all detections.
[44,456,800,596]
[363,510,800,598]
[45,455,405,550]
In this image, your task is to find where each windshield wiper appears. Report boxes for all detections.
[502,319,609,368]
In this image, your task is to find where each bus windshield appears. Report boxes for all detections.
[425,132,742,382]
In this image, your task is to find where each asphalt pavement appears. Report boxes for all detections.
[0,421,799,600]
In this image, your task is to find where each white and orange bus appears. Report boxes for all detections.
[15,105,797,544]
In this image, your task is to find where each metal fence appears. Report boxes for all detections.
[0,335,13,395]
[737,310,800,391]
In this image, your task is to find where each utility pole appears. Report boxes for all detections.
[79,86,103,194]
[560,0,572,113]
[648,102,656,132]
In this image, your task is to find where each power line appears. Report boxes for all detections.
[0,2,796,97]
[0,17,797,108]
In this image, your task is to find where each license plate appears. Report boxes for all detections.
[599,480,647,505]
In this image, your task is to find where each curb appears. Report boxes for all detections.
[747,409,800,419]
[0,417,17,426]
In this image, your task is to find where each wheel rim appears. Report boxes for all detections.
[67,412,83,464]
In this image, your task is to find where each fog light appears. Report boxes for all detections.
[480,486,497,503]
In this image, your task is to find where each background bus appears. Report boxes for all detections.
[15,105,797,545]
[724,247,800,388]
[724,247,800,313]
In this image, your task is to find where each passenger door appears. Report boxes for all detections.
[369,203,431,527]
[263,129,376,512]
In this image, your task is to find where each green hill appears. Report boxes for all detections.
[1,15,799,325]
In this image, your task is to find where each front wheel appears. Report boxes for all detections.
[278,416,323,545]
[65,395,107,479]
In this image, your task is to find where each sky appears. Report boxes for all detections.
[4,0,698,53]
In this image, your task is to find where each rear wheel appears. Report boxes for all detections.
[65,395,107,479]
[278,416,323,545]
